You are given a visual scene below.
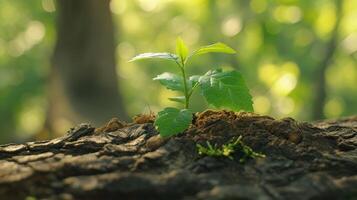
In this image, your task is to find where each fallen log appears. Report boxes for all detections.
[0,111,356,200]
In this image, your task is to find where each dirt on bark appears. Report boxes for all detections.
[0,110,356,200]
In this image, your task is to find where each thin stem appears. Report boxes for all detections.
[175,58,190,109]
[180,66,190,109]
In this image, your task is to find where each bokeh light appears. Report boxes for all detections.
[0,0,356,143]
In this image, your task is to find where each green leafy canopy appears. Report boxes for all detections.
[130,37,253,137]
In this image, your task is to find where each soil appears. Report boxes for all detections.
[0,110,356,200]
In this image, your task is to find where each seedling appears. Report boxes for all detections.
[130,38,253,137]
[196,136,265,162]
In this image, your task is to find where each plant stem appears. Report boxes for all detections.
[175,59,190,109]
[180,66,190,109]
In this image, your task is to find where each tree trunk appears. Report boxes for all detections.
[312,0,343,120]
[0,111,356,199]
[46,0,127,135]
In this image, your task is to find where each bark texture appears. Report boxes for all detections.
[0,111,356,200]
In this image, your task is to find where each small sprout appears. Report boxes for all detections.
[130,38,253,137]
[196,136,265,162]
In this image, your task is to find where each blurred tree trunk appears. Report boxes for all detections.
[46,0,127,135]
[312,0,343,120]
[206,0,241,69]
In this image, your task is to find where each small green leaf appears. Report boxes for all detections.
[199,69,253,111]
[129,53,178,62]
[192,43,236,57]
[154,107,193,137]
[153,72,184,91]
[168,96,186,104]
[176,37,189,64]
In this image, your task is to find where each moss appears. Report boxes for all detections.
[196,136,265,162]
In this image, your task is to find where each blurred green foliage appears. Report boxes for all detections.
[0,0,356,143]
[0,0,55,142]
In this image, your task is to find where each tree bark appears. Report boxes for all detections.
[0,111,356,199]
[47,0,127,135]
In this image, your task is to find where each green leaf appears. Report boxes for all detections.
[168,96,186,104]
[154,107,193,137]
[129,53,178,62]
[192,43,236,57]
[199,69,253,111]
[176,37,189,64]
[153,72,184,91]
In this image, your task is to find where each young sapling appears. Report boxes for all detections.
[130,38,253,137]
